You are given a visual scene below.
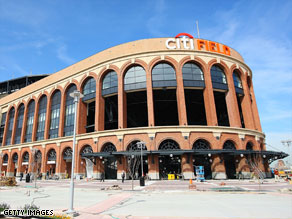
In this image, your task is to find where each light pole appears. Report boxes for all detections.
[31,148,37,188]
[281,140,292,167]
[66,90,83,216]
[137,141,145,178]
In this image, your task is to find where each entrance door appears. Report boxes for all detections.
[104,157,117,179]
[66,162,72,178]
[193,156,212,179]
[224,155,236,179]
[159,155,181,179]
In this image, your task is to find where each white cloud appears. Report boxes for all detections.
[56,45,76,65]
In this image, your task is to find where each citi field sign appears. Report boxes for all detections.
[165,33,231,56]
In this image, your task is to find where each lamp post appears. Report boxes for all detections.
[281,140,292,167]
[66,90,83,216]
[31,148,37,188]
[137,141,146,178]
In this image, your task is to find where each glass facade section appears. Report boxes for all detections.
[152,63,177,88]
[182,63,205,87]
[5,108,15,145]
[83,77,96,101]
[124,66,146,91]
[233,72,243,94]
[211,65,228,90]
[24,101,35,142]
[36,96,47,141]
[0,112,7,145]
[15,104,25,144]
[49,91,61,139]
[64,85,77,136]
[102,71,118,96]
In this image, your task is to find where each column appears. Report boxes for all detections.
[20,104,29,143]
[118,76,127,129]
[96,80,105,131]
[44,96,51,140]
[147,154,159,180]
[58,93,66,137]
[31,100,39,141]
[176,67,188,125]
[146,69,155,126]
[181,154,194,179]
[211,155,226,179]
[6,151,14,177]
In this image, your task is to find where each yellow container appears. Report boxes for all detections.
[168,174,175,180]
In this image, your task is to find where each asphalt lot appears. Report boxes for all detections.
[0,178,292,219]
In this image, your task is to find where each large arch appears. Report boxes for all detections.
[5,107,15,145]
[63,84,77,136]
[79,145,94,178]
[1,153,9,176]
[62,147,73,178]
[49,90,61,139]
[21,151,30,174]
[36,95,47,141]
[100,142,117,179]
[12,152,18,177]
[223,140,236,179]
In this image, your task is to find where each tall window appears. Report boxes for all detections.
[49,91,61,139]
[182,63,205,87]
[36,96,47,141]
[5,108,15,145]
[0,112,7,145]
[152,63,177,88]
[83,77,96,101]
[233,71,245,128]
[124,66,146,91]
[25,101,35,142]
[233,72,243,93]
[64,85,77,136]
[15,104,25,144]
[102,71,118,96]
[211,65,228,90]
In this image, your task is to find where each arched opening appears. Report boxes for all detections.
[246,142,253,151]
[21,151,29,174]
[192,139,212,179]
[15,104,25,144]
[233,70,245,128]
[49,90,61,139]
[36,95,47,141]
[126,140,148,179]
[101,143,117,179]
[80,145,93,178]
[1,154,8,176]
[12,153,18,176]
[124,65,148,128]
[102,71,118,130]
[0,112,7,145]
[82,77,96,133]
[47,149,56,178]
[63,147,72,178]
[182,62,206,125]
[211,65,229,126]
[5,108,15,145]
[64,84,77,136]
[25,100,35,142]
[223,140,236,179]
[152,63,179,126]
[158,139,181,179]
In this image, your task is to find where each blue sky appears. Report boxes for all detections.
[0,0,291,160]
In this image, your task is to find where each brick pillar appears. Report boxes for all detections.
[211,155,226,179]
[58,93,66,137]
[148,154,159,180]
[237,156,251,179]
[249,80,262,131]
[203,67,217,126]
[56,146,62,175]
[11,108,18,145]
[117,156,127,179]
[225,71,241,128]
[96,81,105,131]
[31,101,39,142]
[176,67,188,126]
[6,151,14,177]
[77,101,87,134]
[118,77,127,129]
[146,69,155,126]
[16,152,22,176]
[21,104,29,143]
[41,147,47,178]
[181,154,194,179]
[240,75,255,129]
[44,96,51,140]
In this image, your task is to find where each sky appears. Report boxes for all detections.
[0,0,291,163]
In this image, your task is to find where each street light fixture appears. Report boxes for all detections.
[137,141,146,178]
[66,90,83,216]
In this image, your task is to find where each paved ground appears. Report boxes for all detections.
[0,178,292,219]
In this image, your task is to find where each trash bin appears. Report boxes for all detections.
[139,177,145,186]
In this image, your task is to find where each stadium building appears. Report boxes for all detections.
[0,34,287,180]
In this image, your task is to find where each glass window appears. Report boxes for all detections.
[5,108,15,145]
[64,85,77,136]
[102,71,118,96]
[124,66,146,91]
[152,63,177,87]
[233,71,243,94]
[14,104,25,144]
[211,65,228,90]
[25,101,35,142]
[36,96,47,141]
[182,63,205,88]
[0,112,7,145]
[83,77,96,96]
[49,91,61,139]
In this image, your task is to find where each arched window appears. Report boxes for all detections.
[158,139,180,150]
[5,108,14,145]
[127,140,147,151]
[211,65,228,90]
[83,77,96,101]
[15,104,25,144]
[233,71,243,94]
[49,91,61,139]
[47,149,56,161]
[101,143,117,152]
[35,150,42,163]
[223,140,236,150]
[3,154,8,164]
[102,71,118,96]
[182,63,205,87]
[36,96,47,141]
[193,139,210,150]
[124,66,146,91]
[63,147,72,160]
[0,112,7,145]
[152,63,176,88]
[25,100,35,142]
[64,85,77,136]
[22,152,29,162]
[12,153,18,163]
[246,142,253,150]
[81,145,93,154]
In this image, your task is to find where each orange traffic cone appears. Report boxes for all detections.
[189,178,193,185]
